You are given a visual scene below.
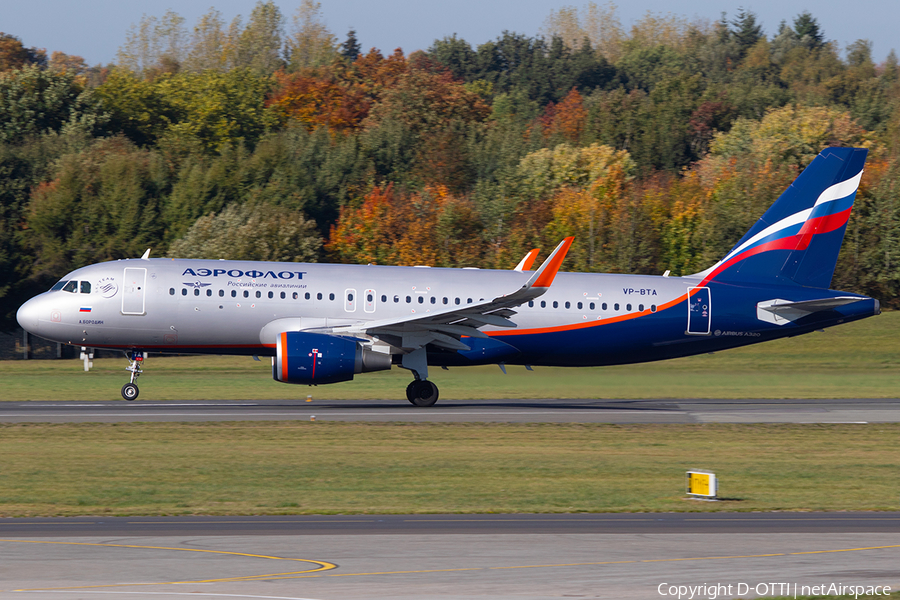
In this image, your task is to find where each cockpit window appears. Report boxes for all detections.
[62,281,78,293]
[80,281,91,294]
[51,280,68,291]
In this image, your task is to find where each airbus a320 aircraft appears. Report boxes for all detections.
[17,147,878,406]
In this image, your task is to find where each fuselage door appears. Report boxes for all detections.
[344,288,357,312]
[364,289,376,313]
[686,286,711,335]
[122,267,147,315]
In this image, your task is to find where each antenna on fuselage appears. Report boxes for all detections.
[140,249,151,260]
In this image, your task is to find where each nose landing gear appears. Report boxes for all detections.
[122,351,144,401]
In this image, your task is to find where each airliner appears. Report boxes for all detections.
[16,147,878,405]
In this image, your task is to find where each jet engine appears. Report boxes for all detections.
[273,331,391,385]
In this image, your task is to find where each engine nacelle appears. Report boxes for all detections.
[274,331,391,385]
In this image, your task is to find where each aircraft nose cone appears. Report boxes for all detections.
[16,297,40,332]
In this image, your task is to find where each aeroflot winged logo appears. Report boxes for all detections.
[184,281,212,289]
[182,268,307,280]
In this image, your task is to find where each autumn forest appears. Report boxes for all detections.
[1,1,899,331]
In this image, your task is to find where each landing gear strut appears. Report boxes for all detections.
[406,379,439,407]
[401,347,439,406]
[122,350,144,401]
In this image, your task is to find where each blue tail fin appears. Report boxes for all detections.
[698,147,867,289]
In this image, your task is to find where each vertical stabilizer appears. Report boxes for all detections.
[698,147,867,288]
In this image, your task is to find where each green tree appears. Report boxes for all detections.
[0,65,108,145]
[116,10,187,76]
[169,202,322,261]
[285,0,337,71]
[793,12,824,50]
[234,1,285,74]
[25,137,169,282]
[339,29,362,62]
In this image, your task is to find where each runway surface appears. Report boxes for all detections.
[3,397,900,423]
[2,514,899,599]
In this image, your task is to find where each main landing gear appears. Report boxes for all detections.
[406,380,439,407]
[122,350,144,401]
[401,347,439,406]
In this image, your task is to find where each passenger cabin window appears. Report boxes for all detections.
[194,289,200,296]
[244,291,250,298]
[169,288,175,296]
[406,296,412,303]
[329,293,335,301]
[651,304,657,312]
[205,289,211,296]
[626,303,632,311]
[443,297,448,304]
[62,281,78,293]
[231,290,237,298]
[182,289,188,296]
[455,298,460,305]
[528,300,534,307]
[317,293,323,300]
[80,282,91,294]
[577,302,582,309]
[381,295,387,302]
[430,297,436,304]
[256,291,262,298]
[219,290,224,297]
[638,304,644,311]
[540,300,546,308]
[565,301,570,309]
[305,292,311,300]
[601,303,607,310]
[280,292,285,299]
[552,301,558,308]
[589,302,595,310]
[418,296,424,304]
[467,298,473,304]
[614,303,619,311]
[293,292,298,299]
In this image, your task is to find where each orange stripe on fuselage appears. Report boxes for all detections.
[488,291,690,337]
[280,332,288,381]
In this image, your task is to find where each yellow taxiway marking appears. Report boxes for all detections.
[6,540,900,591]
[0,539,335,592]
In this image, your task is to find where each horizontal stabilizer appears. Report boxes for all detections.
[757,296,867,326]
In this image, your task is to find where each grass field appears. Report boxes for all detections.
[3,311,900,401]
[1,422,897,517]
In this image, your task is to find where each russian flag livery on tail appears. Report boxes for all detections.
[17,148,879,405]
[697,147,866,288]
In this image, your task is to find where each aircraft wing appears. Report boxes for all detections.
[334,238,573,352]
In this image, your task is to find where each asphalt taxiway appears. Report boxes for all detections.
[2,397,900,424]
[2,515,899,600]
